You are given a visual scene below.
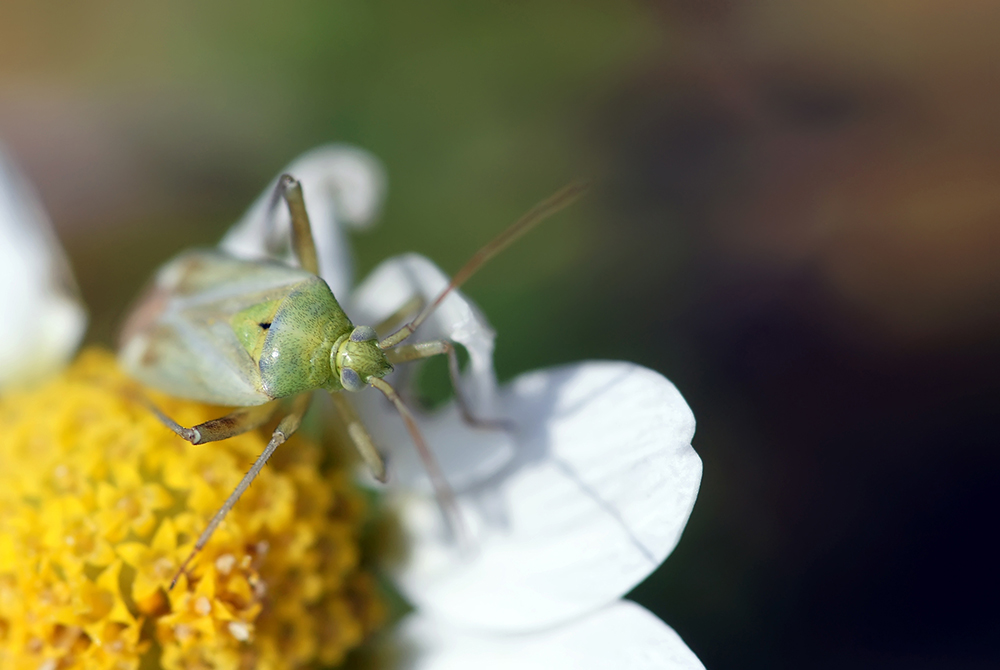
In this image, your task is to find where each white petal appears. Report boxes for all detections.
[349,253,516,489]
[0,146,86,389]
[393,362,701,632]
[220,144,386,298]
[400,600,705,670]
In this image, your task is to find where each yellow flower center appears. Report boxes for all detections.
[0,349,384,669]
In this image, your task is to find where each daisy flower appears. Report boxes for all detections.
[0,143,704,669]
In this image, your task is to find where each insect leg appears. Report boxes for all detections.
[368,377,466,542]
[278,174,320,275]
[374,294,423,336]
[385,340,510,430]
[170,393,312,589]
[378,181,588,349]
[328,391,387,482]
[146,398,281,445]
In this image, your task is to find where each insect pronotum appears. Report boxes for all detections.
[118,175,586,588]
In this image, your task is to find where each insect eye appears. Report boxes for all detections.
[350,325,377,342]
[341,367,365,392]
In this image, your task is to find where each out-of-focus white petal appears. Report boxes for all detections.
[0,147,86,389]
[220,144,385,298]
[393,361,701,632]
[400,600,705,670]
[349,253,516,489]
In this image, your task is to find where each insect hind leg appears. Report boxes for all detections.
[144,397,281,445]
[171,393,311,589]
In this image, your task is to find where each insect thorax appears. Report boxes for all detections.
[238,276,355,398]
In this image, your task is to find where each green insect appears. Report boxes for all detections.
[118,175,584,586]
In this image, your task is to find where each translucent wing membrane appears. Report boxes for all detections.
[119,249,316,405]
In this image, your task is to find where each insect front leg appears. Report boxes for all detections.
[171,392,312,588]
[374,295,423,336]
[328,391,387,482]
[369,377,465,543]
[385,340,511,431]
[146,398,282,445]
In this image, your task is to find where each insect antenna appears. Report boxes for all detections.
[378,181,589,350]
[369,377,467,541]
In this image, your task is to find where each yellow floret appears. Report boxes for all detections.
[0,349,384,669]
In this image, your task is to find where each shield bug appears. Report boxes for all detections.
[119,173,585,586]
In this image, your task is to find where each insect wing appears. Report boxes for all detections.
[119,249,315,405]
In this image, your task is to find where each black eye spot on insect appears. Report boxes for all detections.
[258,322,271,330]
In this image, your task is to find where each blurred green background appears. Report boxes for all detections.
[3,1,999,667]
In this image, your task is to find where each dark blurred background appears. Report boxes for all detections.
[3,1,998,667]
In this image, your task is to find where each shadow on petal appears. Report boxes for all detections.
[395,361,701,632]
